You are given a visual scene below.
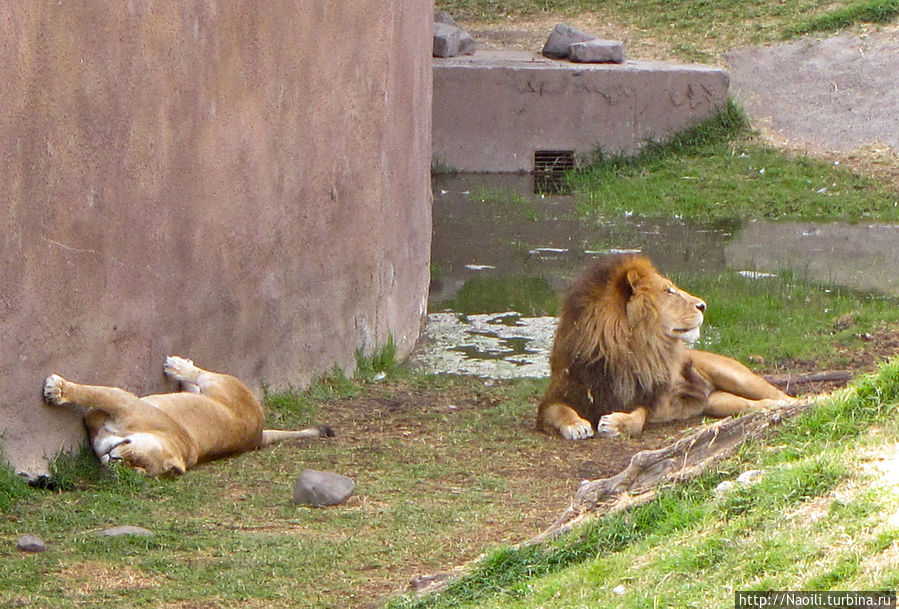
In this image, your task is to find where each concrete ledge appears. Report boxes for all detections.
[433,51,729,172]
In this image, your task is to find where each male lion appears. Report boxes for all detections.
[43,356,334,476]
[537,254,794,440]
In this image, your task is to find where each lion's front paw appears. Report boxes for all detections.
[596,415,622,438]
[164,356,199,382]
[560,420,595,440]
[43,374,70,405]
[597,411,646,438]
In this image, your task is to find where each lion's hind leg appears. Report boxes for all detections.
[704,391,795,418]
[538,402,595,440]
[688,350,794,401]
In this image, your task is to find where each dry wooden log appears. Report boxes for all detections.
[764,370,852,392]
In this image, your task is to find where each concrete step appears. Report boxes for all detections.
[433,51,729,173]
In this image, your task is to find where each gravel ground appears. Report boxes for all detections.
[725,25,899,156]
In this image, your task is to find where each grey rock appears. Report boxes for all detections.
[714,480,735,496]
[434,22,476,58]
[569,39,625,64]
[17,534,46,552]
[293,469,355,507]
[434,11,457,27]
[736,469,764,485]
[101,525,153,537]
[541,23,596,59]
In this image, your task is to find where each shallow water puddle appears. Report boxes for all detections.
[413,173,899,378]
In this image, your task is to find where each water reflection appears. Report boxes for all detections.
[419,173,899,377]
[429,173,733,311]
[727,221,899,298]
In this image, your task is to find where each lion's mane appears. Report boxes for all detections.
[540,254,683,426]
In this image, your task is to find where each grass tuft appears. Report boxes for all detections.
[356,335,399,381]
[586,98,751,169]
[0,461,31,513]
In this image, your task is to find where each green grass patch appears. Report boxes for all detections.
[788,0,899,35]
[571,101,899,224]
[676,269,899,369]
[0,462,31,513]
[0,372,561,608]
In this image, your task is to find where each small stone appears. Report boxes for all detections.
[293,470,355,507]
[17,534,46,553]
[736,470,764,485]
[714,480,735,496]
[434,22,476,58]
[569,39,625,64]
[102,525,153,537]
[612,584,627,595]
[541,23,596,59]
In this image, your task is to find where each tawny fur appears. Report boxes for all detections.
[43,356,333,476]
[537,254,794,440]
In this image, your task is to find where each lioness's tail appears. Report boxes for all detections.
[260,425,335,447]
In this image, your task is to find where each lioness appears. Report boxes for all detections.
[43,356,333,476]
[538,254,795,439]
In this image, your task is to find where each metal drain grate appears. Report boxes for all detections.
[533,150,575,194]
[534,150,575,174]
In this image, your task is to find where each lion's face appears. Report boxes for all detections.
[627,270,706,344]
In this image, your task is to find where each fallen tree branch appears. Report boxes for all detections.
[764,370,852,393]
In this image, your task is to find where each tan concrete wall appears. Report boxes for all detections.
[0,2,433,476]
[433,51,729,172]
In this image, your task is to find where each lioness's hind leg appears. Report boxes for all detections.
[164,356,203,393]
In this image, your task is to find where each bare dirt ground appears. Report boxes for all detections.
[725,24,899,187]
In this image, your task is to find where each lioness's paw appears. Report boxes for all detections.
[43,374,69,405]
[560,420,595,440]
[164,356,199,381]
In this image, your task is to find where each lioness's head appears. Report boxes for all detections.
[625,264,706,344]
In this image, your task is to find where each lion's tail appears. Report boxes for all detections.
[260,425,335,446]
